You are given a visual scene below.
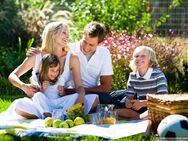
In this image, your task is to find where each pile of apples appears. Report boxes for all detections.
[44,116,85,128]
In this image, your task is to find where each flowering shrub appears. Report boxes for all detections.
[100,31,183,92]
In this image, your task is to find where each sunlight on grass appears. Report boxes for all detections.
[0,99,11,112]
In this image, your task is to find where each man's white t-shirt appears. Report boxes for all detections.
[65,42,113,88]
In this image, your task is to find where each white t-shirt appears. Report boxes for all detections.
[65,42,113,88]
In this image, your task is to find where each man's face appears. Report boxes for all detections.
[80,33,98,55]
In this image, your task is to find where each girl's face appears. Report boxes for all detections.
[55,24,69,47]
[47,64,60,81]
[133,50,150,71]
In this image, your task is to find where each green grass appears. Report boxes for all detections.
[0,79,157,141]
[0,133,156,141]
[0,96,157,141]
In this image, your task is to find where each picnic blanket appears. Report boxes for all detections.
[0,119,149,139]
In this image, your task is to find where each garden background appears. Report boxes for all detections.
[0,0,187,140]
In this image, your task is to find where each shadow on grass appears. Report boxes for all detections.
[0,88,25,112]
[0,133,157,141]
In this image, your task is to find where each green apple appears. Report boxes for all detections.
[59,121,69,128]
[53,119,62,128]
[44,117,53,127]
[74,117,85,126]
[65,119,74,128]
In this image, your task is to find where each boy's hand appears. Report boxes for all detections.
[125,98,133,108]
[130,99,142,111]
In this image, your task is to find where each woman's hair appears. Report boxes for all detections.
[84,21,106,43]
[129,46,159,71]
[40,21,69,53]
[38,54,60,85]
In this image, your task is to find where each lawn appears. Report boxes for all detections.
[0,89,157,141]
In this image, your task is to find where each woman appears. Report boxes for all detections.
[1,21,99,120]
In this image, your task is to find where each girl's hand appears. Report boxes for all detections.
[22,83,39,97]
[41,81,49,92]
[58,85,65,96]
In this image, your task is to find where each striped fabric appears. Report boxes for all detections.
[125,68,168,99]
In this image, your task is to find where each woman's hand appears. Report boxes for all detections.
[58,85,65,96]
[76,94,85,104]
[21,83,39,97]
[41,81,49,92]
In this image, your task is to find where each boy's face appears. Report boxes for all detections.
[80,33,98,56]
[47,64,60,81]
[133,50,150,71]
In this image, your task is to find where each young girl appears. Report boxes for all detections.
[116,46,168,119]
[31,53,69,118]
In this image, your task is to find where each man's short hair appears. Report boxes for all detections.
[84,21,106,43]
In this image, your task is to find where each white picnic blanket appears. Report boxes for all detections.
[0,119,149,139]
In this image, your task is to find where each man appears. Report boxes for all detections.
[27,21,114,104]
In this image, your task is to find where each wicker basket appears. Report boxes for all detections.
[147,94,188,133]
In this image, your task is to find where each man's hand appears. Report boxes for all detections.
[64,88,76,95]
[125,98,133,109]
[26,47,40,57]
[21,83,39,97]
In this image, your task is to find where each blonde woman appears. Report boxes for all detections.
[0,21,98,120]
[112,46,168,119]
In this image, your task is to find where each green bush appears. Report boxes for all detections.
[0,0,28,47]
[101,32,185,93]
[66,0,152,39]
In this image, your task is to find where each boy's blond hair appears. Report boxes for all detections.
[129,46,158,71]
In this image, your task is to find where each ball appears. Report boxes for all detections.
[157,114,188,137]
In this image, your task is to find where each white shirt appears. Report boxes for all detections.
[65,42,113,88]
[136,68,153,80]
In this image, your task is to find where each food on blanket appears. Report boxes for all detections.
[44,117,54,127]
[97,117,116,124]
[67,103,89,122]
[74,117,85,126]
[67,103,83,113]
[53,119,62,128]
[59,121,69,128]
[65,119,74,128]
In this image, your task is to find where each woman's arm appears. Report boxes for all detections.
[8,56,39,97]
[69,54,85,104]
